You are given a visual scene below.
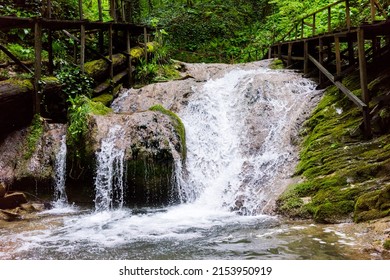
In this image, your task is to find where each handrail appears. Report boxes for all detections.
[276,0,388,44]
[278,0,350,43]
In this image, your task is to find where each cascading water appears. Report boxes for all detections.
[53,135,68,206]
[178,67,317,214]
[94,125,126,211]
[1,63,366,260]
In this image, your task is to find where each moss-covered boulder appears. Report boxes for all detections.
[73,111,185,207]
[354,186,390,222]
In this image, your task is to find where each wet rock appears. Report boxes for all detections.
[20,203,35,213]
[0,192,28,209]
[0,209,21,221]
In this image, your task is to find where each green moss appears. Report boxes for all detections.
[313,201,355,223]
[84,59,108,77]
[24,114,44,160]
[149,104,186,159]
[92,93,114,106]
[384,239,390,250]
[269,59,284,70]
[130,47,144,60]
[7,78,34,91]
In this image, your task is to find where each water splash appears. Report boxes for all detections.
[94,125,126,211]
[53,134,68,206]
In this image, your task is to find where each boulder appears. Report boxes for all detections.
[0,192,28,209]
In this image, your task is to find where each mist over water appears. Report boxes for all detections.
[0,64,367,260]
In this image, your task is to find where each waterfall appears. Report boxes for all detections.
[94,125,126,211]
[53,134,68,206]
[179,67,317,214]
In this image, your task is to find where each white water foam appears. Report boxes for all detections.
[53,134,68,207]
[94,125,126,211]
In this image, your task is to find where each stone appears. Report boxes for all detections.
[0,209,21,221]
[0,192,28,209]
[0,182,6,198]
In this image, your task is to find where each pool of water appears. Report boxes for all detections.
[0,205,372,260]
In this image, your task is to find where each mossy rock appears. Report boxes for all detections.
[354,187,390,222]
[149,104,186,159]
[313,200,355,223]
[92,93,113,106]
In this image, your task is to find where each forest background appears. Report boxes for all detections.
[1,0,384,68]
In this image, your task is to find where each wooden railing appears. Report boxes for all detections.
[277,0,388,43]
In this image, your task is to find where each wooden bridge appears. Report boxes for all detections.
[0,0,151,119]
[269,0,390,138]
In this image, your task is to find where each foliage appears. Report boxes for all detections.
[24,114,44,160]
[135,58,159,84]
[67,95,112,156]
[56,66,94,99]
[7,43,47,61]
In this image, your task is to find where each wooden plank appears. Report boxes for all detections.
[281,55,304,61]
[308,54,367,109]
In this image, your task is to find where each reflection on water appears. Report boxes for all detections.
[0,206,371,260]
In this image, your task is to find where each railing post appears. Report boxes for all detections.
[304,40,309,75]
[335,36,342,76]
[98,0,104,53]
[346,0,351,29]
[33,19,43,116]
[47,0,53,75]
[312,14,316,36]
[79,0,85,73]
[301,20,304,39]
[357,28,372,138]
[318,37,324,84]
[288,43,293,67]
[348,39,355,66]
[144,27,148,62]
[327,6,331,33]
[370,0,376,22]
[109,23,114,80]
[126,30,132,87]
